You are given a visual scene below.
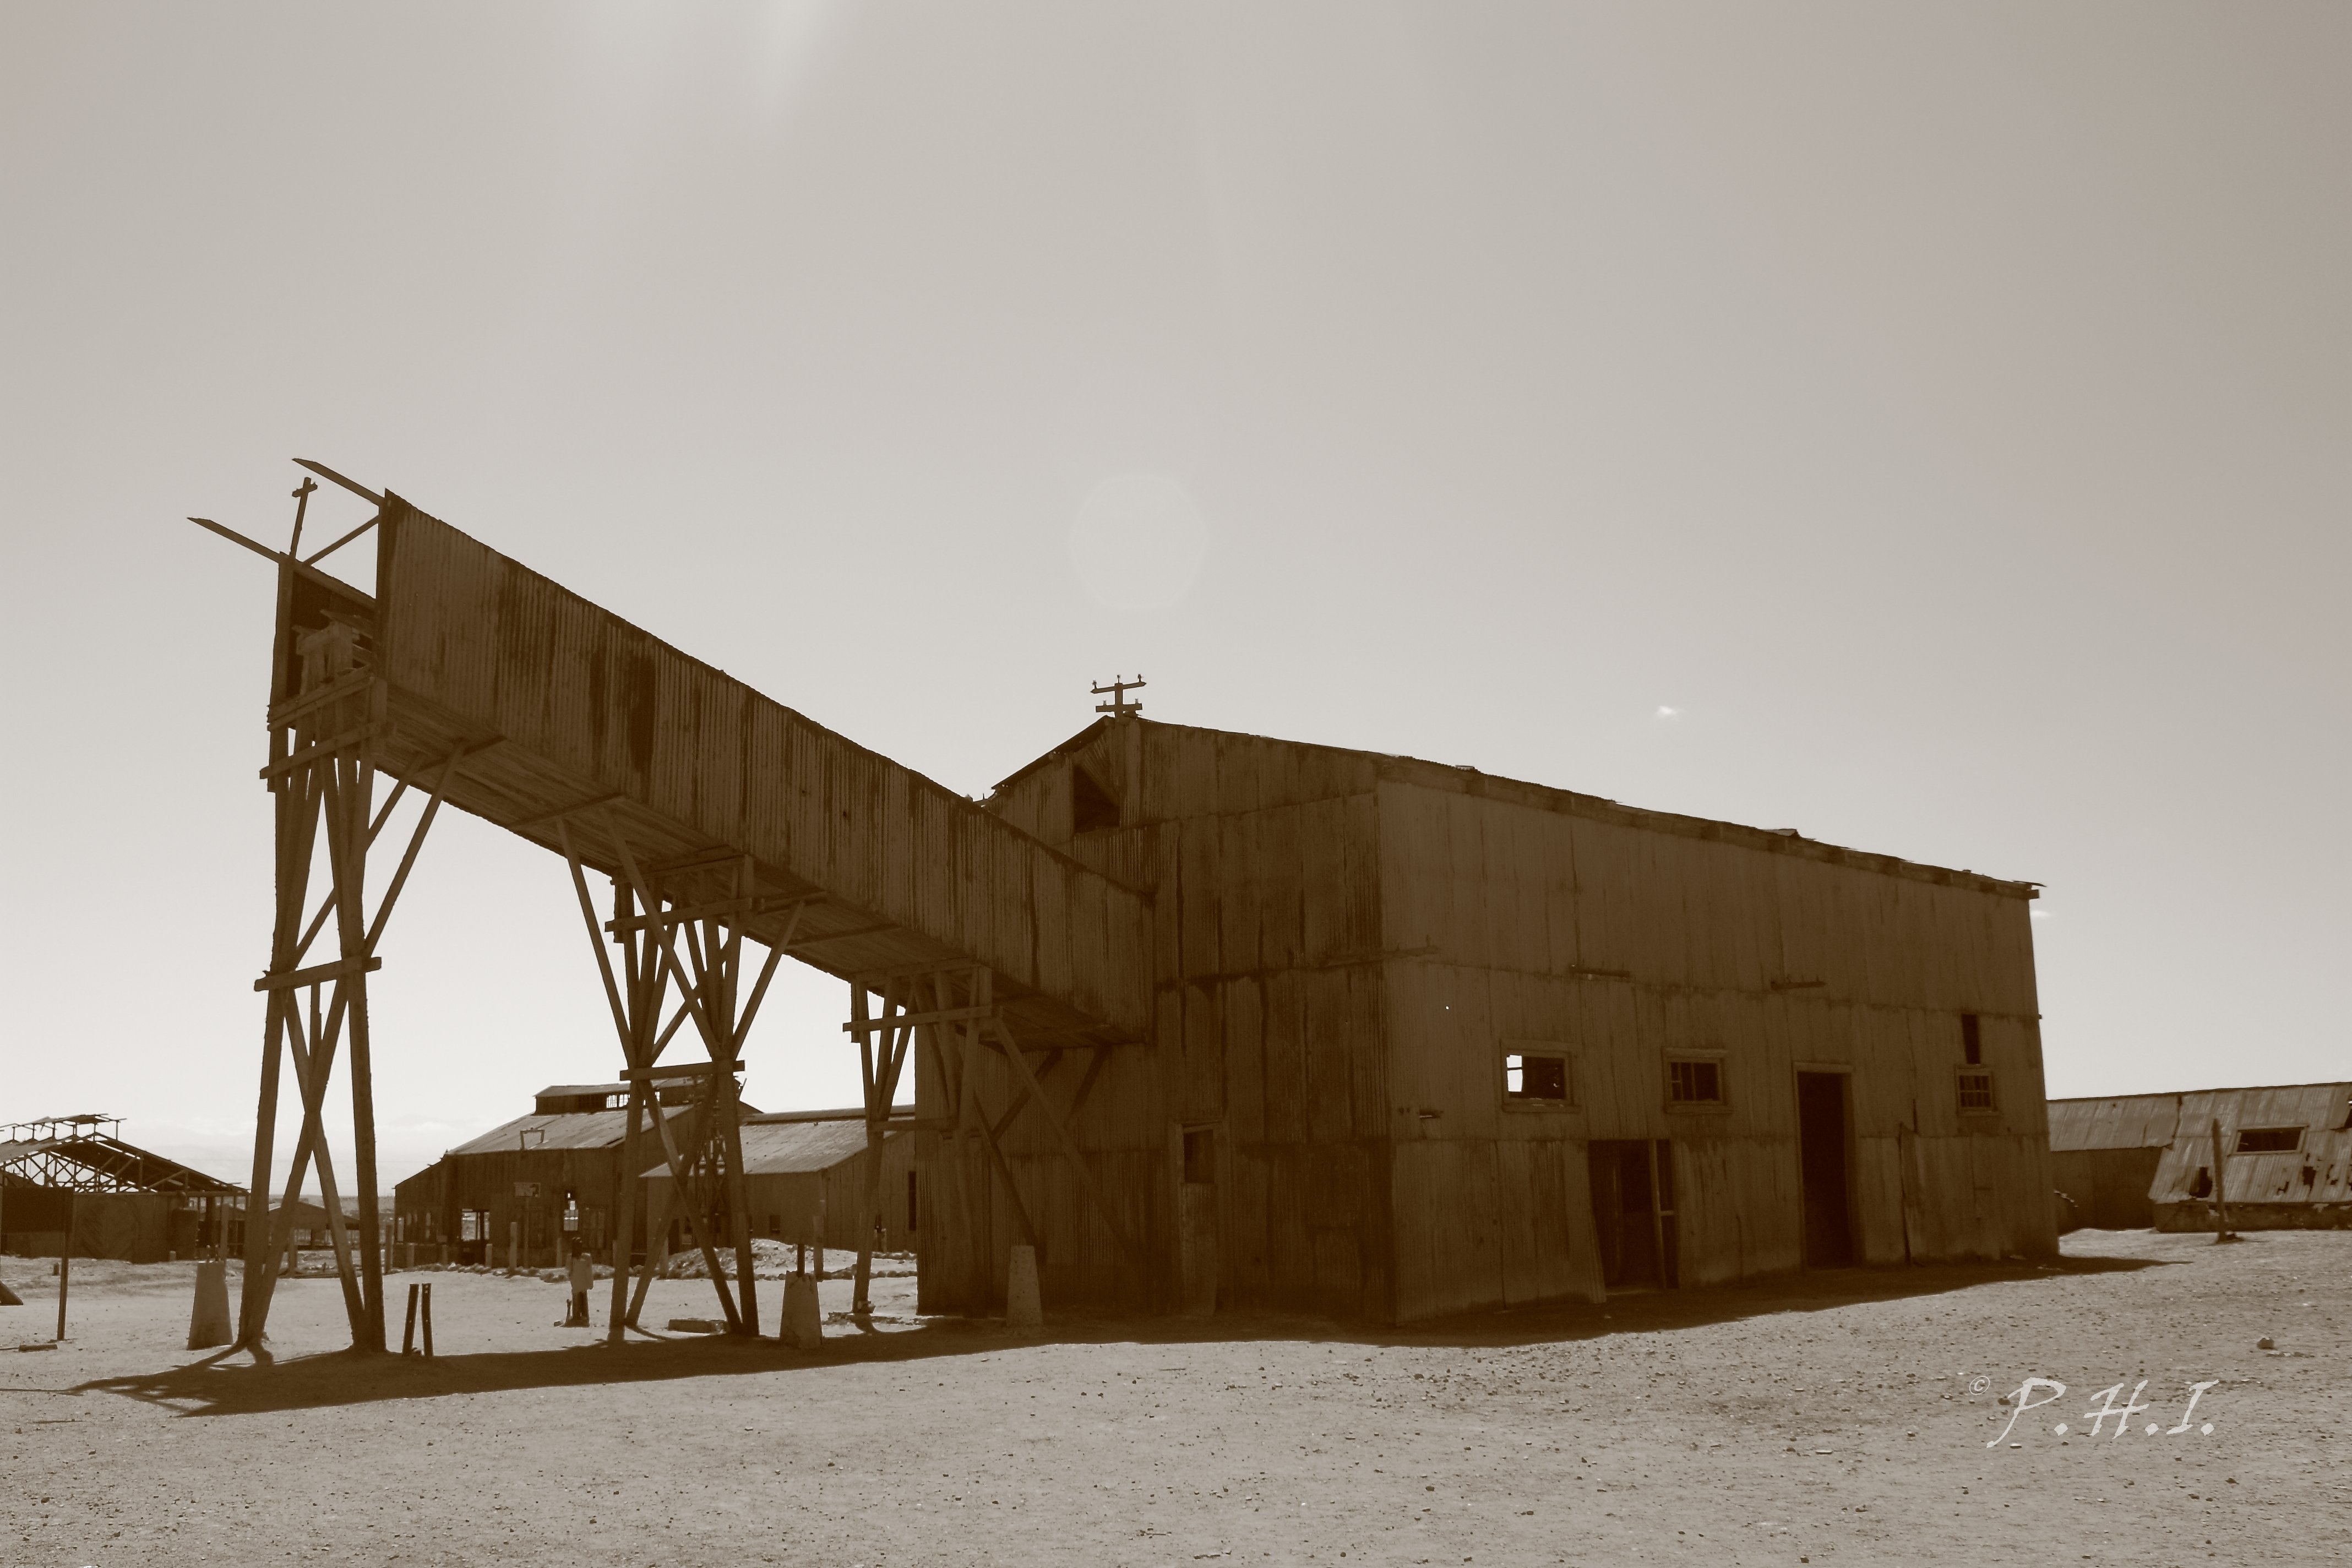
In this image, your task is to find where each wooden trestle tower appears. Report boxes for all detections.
[194,463,1151,1353]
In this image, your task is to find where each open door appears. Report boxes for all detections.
[1587,1140,1678,1292]
[1796,1072,1855,1267]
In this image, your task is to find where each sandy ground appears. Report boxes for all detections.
[2,1229,2345,1566]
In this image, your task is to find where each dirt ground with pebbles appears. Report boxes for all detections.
[2,1228,2345,1566]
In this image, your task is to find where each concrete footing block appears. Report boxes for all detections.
[782,1271,823,1349]
[188,1259,232,1349]
[1006,1244,1042,1333]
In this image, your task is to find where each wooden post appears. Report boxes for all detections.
[339,748,388,1352]
[55,1189,74,1342]
[715,861,760,1335]
[1646,1141,1669,1289]
[2209,1117,2236,1240]
[239,769,325,1349]
[851,978,918,1317]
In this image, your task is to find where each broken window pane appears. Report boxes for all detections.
[1505,1053,1569,1102]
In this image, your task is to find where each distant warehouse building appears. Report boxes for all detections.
[642,1110,919,1256]
[2049,1093,2180,1230]
[394,1080,750,1266]
[2050,1082,2352,1233]
[1,1114,243,1262]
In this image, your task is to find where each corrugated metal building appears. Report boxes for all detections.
[2147,1083,2352,1231]
[301,494,2057,1325]
[2048,1093,2181,1231]
[965,718,2056,1321]
[393,1081,745,1266]
[643,1113,919,1255]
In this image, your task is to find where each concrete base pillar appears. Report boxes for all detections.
[187,1259,232,1349]
[1006,1244,1042,1333]
[781,1271,823,1349]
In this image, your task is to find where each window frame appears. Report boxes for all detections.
[1954,1066,1999,1115]
[1663,1051,1730,1114]
[1499,1041,1578,1114]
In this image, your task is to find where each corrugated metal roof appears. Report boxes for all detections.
[443,1098,761,1160]
[641,1118,887,1179]
[537,1084,628,1099]
[2048,1095,2182,1151]
[447,1110,633,1157]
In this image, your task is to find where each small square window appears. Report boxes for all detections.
[1505,1052,1570,1103]
[1956,1069,1996,1113]
[1667,1058,1723,1106]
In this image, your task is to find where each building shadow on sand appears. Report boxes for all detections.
[73,1252,2166,1418]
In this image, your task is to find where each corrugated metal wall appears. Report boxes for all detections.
[1379,771,2054,1317]
[982,717,2056,1322]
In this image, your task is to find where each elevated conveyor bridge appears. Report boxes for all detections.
[194,466,1150,1352]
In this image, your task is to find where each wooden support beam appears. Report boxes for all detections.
[301,511,382,567]
[255,956,382,992]
[268,670,375,728]
[990,1015,1148,1289]
[361,744,469,953]
[603,891,819,934]
[188,516,375,604]
[843,1004,995,1036]
[746,1107,919,1126]
[292,457,383,505]
[258,723,385,782]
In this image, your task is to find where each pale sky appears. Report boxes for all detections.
[2,3,2344,1191]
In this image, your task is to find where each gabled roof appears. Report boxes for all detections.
[442,1097,764,1159]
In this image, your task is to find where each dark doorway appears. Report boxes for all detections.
[1796,1072,1855,1267]
[1588,1140,1678,1291]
